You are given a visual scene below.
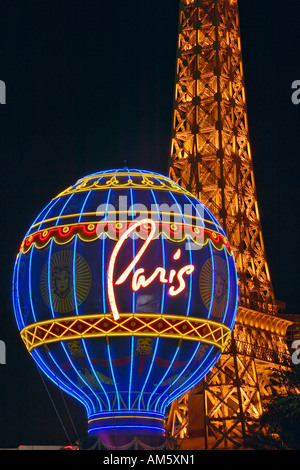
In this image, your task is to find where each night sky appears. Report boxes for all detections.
[0,0,300,449]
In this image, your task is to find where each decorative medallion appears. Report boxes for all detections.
[40,250,91,314]
[200,255,228,318]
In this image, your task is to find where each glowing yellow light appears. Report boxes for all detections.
[20,313,231,353]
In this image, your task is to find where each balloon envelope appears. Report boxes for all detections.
[12,168,238,440]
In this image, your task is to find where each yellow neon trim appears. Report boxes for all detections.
[28,220,210,236]
[31,211,223,231]
[54,172,197,199]
[56,184,191,198]
[20,313,231,353]
[31,212,100,229]
[77,171,174,179]
[71,172,188,185]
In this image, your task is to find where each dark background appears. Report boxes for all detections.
[0,0,299,448]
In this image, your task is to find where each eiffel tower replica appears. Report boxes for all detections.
[167,0,292,449]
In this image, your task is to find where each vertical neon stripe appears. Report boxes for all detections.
[231,251,239,331]
[129,336,134,410]
[46,193,98,413]
[159,342,201,411]
[12,256,19,327]
[169,190,193,317]
[72,190,93,317]
[47,237,55,316]
[186,236,193,317]
[164,343,216,403]
[148,185,195,412]
[47,194,75,319]
[138,337,160,411]
[72,189,93,317]
[106,339,121,411]
[72,235,79,315]
[164,345,216,409]
[207,242,215,320]
[129,187,136,314]
[32,349,93,415]
[128,187,135,409]
[101,185,121,411]
[74,190,108,412]
[24,197,88,410]
[136,188,167,411]
[150,188,166,312]
[34,180,110,415]
[223,246,231,327]
[28,248,37,323]
[102,188,112,314]
[103,178,120,411]
[27,197,62,324]
[80,177,111,410]
[151,345,180,412]
[12,253,24,330]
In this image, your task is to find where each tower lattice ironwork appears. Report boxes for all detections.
[167,0,292,449]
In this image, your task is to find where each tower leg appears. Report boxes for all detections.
[169,335,264,449]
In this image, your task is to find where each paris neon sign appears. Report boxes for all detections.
[107,218,195,321]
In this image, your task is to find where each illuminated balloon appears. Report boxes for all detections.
[12,168,238,445]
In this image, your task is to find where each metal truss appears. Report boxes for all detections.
[167,323,291,449]
[168,0,293,449]
[169,0,276,314]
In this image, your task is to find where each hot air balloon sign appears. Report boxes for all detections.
[13,169,238,443]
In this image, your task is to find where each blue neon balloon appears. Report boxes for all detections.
[12,168,238,440]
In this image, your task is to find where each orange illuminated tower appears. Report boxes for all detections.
[167,0,292,449]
